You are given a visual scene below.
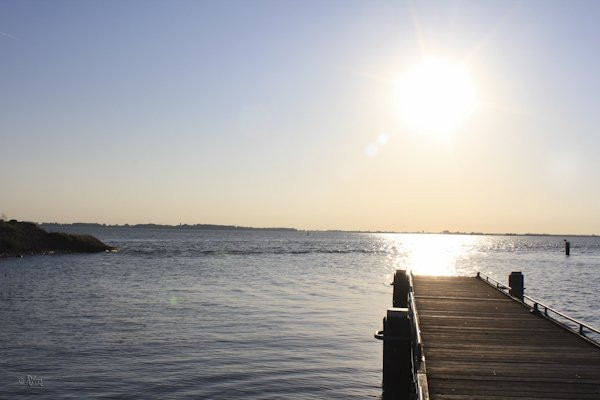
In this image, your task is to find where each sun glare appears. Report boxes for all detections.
[396,57,477,137]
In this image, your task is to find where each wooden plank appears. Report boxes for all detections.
[430,396,588,400]
[413,276,600,399]
[427,363,600,380]
[427,377,600,398]
[423,348,600,364]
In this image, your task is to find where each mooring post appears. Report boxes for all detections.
[393,269,410,308]
[382,307,413,396]
[509,271,524,300]
[565,240,571,256]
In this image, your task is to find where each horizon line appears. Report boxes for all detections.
[30,220,599,238]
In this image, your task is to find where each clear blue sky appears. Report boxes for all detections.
[2,1,600,233]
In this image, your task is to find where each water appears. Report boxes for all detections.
[1,229,599,399]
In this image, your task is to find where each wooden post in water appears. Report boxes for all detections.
[393,269,410,308]
[565,240,571,256]
[382,307,413,397]
[509,271,524,300]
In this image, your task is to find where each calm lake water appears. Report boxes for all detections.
[1,228,599,399]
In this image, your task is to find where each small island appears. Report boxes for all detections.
[0,220,115,257]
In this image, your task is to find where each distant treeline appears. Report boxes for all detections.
[30,223,598,237]
[40,222,298,232]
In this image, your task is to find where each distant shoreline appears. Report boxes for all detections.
[41,222,298,232]
[38,223,598,238]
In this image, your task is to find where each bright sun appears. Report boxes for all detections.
[396,57,477,137]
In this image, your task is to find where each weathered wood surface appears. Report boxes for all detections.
[413,276,600,400]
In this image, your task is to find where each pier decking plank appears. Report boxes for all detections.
[413,276,600,400]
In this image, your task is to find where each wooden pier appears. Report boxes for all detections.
[414,276,600,399]
[376,272,600,399]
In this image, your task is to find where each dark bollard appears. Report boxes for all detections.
[565,240,570,256]
[393,269,410,308]
[509,271,524,300]
[382,307,413,397]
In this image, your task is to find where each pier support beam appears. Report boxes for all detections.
[509,271,524,300]
[393,269,410,308]
[382,307,413,397]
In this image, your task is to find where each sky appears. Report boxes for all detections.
[1,0,600,234]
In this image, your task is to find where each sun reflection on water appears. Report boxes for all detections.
[379,233,478,276]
